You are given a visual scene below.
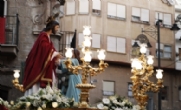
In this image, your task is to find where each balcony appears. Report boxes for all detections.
[0,14,19,57]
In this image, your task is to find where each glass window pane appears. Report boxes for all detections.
[164,45,171,52]
[163,52,171,58]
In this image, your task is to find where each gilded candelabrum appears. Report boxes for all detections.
[12,70,24,92]
[64,26,108,108]
[131,44,164,110]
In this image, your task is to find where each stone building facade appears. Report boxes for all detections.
[0,0,181,110]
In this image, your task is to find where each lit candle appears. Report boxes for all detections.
[83,36,92,47]
[140,43,147,54]
[52,102,58,108]
[97,49,106,60]
[156,69,163,79]
[83,26,91,36]
[14,70,20,79]
[26,102,31,108]
[147,55,154,65]
[84,51,92,62]
[65,48,73,58]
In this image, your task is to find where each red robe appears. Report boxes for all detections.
[23,32,57,91]
[0,105,8,110]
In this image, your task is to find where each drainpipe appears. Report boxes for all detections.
[3,0,7,17]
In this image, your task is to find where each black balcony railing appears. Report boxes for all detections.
[5,14,19,45]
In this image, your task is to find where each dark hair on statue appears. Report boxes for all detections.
[73,48,80,62]
[43,14,59,32]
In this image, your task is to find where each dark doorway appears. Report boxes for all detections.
[0,84,11,101]
[0,0,4,17]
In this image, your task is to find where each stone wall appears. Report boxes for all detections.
[1,0,181,110]
[0,0,61,101]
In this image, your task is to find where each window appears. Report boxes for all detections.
[179,48,181,60]
[156,43,172,59]
[175,0,181,10]
[162,0,176,5]
[59,6,64,17]
[128,82,133,97]
[92,0,101,16]
[161,86,168,100]
[175,0,181,5]
[107,3,126,20]
[107,36,126,53]
[132,7,149,24]
[179,86,181,101]
[65,33,74,48]
[78,33,84,48]
[102,81,115,96]
[167,0,175,5]
[0,0,4,17]
[79,0,89,14]
[92,34,101,48]
[66,0,75,15]
[155,12,172,28]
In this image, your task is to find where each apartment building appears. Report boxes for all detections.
[0,0,181,110]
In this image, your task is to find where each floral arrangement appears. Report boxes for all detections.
[0,97,11,109]
[11,85,75,110]
[97,95,137,110]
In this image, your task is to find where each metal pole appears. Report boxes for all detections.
[16,13,19,46]
[157,19,161,110]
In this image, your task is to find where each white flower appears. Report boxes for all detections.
[124,99,128,103]
[52,102,58,108]
[26,102,31,108]
[73,102,78,107]
[56,97,62,103]
[45,94,53,101]
[28,96,35,100]
[103,106,108,109]
[52,94,60,101]
[97,103,104,109]
[3,101,9,107]
[61,96,68,103]
[109,96,117,101]
[33,100,41,107]
[37,107,42,110]
[53,88,61,94]
[64,102,70,107]
[121,101,125,106]
[115,108,123,110]
[132,105,141,110]
[42,103,46,109]
[102,98,110,104]
[123,107,128,110]
[112,99,118,103]
[34,97,40,100]
[41,95,47,99]
[46,85,54,94]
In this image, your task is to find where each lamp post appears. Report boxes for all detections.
[134,18,180,110]
[64,26,108,108]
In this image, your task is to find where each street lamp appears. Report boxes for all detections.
[132,16,180,110]
[132,34,152,58]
